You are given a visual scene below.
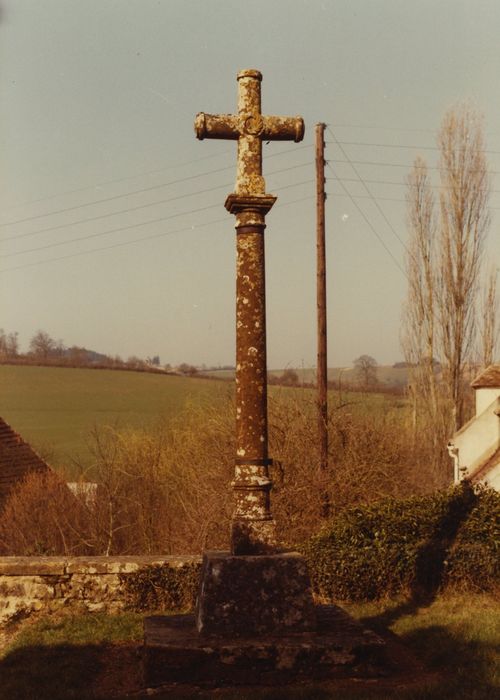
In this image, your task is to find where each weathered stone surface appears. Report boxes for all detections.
[0,556,67,575]
[0,555,202,627]
[196,70,304,555]
[64,555,199,575]
[195,551,316,636]
[144,605,387,687]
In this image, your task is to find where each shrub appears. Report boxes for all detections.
[120,562,201,611]
[0,471,92,556]
[302,484,499,601]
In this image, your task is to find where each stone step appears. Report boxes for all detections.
[144,605,389,688]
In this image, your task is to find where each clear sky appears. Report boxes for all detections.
[1,0,499,369]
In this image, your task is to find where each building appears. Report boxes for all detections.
[447,365,500,491]
[0,416,51,510]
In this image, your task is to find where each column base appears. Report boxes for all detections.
[231,518,276,555]
[195,551,316,636]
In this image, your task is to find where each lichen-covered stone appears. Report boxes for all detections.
[145,605,387,687]
[195,551,316,636]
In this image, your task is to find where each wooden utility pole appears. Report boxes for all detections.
[316,123,328,513]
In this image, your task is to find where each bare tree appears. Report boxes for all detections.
[437,105,490,430]
[402,104,491,441]
[0,329,19,358]
[353,355,378,387]
[402,157,439,439]
[29,329,57,359]
[480,267,499,368]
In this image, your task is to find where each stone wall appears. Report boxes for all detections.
[0,555,201,627]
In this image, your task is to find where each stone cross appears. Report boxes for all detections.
[195,69,304,555]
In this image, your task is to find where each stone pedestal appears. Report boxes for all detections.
[195,551,316,636]
[144,605,388,688]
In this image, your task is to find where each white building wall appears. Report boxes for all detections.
[451,397,500,479]
[476,387,500,415]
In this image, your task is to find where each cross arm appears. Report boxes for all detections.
[262,116,304,143]
[195,113,239,140]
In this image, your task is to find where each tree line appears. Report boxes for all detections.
[0,328,165,373]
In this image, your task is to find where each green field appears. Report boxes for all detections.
[0,365,230,474]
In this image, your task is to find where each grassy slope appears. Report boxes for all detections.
[0,365,230,474]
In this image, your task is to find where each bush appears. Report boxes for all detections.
[302,484,498,601]
[0,471,92,556]
[444,486,500,591]
[120,562,201,611]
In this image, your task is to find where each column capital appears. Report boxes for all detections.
[225,193,277,217]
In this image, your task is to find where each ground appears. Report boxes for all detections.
[0,593,497,699]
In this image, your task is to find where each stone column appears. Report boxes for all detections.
[225,194,277,555]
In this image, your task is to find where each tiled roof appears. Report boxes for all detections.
[0,417,51,509]
[471,364,500,388]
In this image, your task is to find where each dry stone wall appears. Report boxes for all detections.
[0,555,201,626]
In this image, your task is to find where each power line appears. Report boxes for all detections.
[2,142,313,216]
[331,158,500,177]
[1,202,222,259]
[327,127,408,253]
[331,124,437,134]
[1,148,234,214]
[2,180,315,259]
[1,163,312,243]
[0,165,234,228]
[0,195,314,274]
[327,190,500,211]
[325,161,406,278]
[0,181,233,243]
[330,123,500,139]
[326,140,500,156]
[326,175,500,195]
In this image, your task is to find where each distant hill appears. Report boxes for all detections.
[62,347,109,364]
[201,365,410,388]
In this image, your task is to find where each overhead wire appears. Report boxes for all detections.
[325,163,406,276]
[324,158,406,277]
[1,163,313,244]
[330,158,500,177]
[326,140,500,156]
[0,194,314,274]
[1,147,234,213]
[2,142,313,218]
[327,126,408,253]
[2,179,315,259]
[327,175,499,195]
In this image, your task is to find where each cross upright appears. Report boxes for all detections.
[195,69,304,555]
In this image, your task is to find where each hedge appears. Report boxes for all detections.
[301,483,499,601]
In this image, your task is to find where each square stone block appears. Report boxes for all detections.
[195,551,316,636]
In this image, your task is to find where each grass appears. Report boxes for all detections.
[343,594,500,699]
[0,594,497,699]
[0,365,230,475]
